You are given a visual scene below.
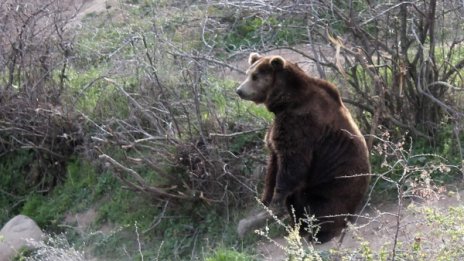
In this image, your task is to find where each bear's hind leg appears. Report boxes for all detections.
[308,196,352,244]
[285,191,309,235]
[285,191,351,244]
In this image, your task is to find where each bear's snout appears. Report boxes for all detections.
[236,80,254,100]
[236,87,245,98]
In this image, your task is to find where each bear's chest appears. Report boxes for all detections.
[265,122,308,152]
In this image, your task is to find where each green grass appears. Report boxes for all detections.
[0,151,34,225]
[206,76,273,124]
[3,154,256,260]
[205,248,255,261]
[82,192,258,260]
[219,15,307,52]
[20,160,106,228]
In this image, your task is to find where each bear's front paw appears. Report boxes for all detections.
[269,194,286,216]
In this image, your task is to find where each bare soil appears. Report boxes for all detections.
[75,0,115,20]
[257,188,464,260]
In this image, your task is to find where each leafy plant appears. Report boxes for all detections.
[20,160,107,228]
[0,151,34,224]
[220,15,307,51]
[205,248,255,261]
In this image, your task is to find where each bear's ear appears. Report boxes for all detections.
[249,52,261,65]
[270,56,285,70]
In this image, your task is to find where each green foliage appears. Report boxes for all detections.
[75,13,145,69]
[0,151,34,225]
[368,131,461,203]
[229,132,264,155]
[413,122,463,166]
[420,206,464,259]
[220,15,307,51]
[205,248,255,261]
[434,45,464,85]
[20,160,109,228]
[80,197,257,260]
[17,156,255,260]
[69,74,130,119]
[205,78,238,117]
[69,11,144,119]
[192,77,273,131]
[206,77,273,123]
[149,207,255,260]
[96,189,157,227]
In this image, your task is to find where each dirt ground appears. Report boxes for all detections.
[256,188,464,260]
[75,0,115,19]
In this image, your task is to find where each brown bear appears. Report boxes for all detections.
[236,53,371,243]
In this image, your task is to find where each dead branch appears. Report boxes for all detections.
[99,154,191,200]
[209,128,265,138]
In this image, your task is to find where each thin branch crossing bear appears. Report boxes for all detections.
[236,53,371,243]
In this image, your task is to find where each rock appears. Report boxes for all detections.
[0,215,44,261]
[237,207,287,238]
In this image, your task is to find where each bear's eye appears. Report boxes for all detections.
[251,74,258,81]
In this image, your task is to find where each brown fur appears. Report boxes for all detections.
[237,54,371,243]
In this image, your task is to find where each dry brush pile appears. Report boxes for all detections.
[0,0,86,190]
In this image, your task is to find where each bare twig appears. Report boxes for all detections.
[99,154,190,200]
[209,128,265,138]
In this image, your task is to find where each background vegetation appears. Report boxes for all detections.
[1,0,463,260]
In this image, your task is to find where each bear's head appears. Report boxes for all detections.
[235,52,287,105]
[236,53,342,114]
